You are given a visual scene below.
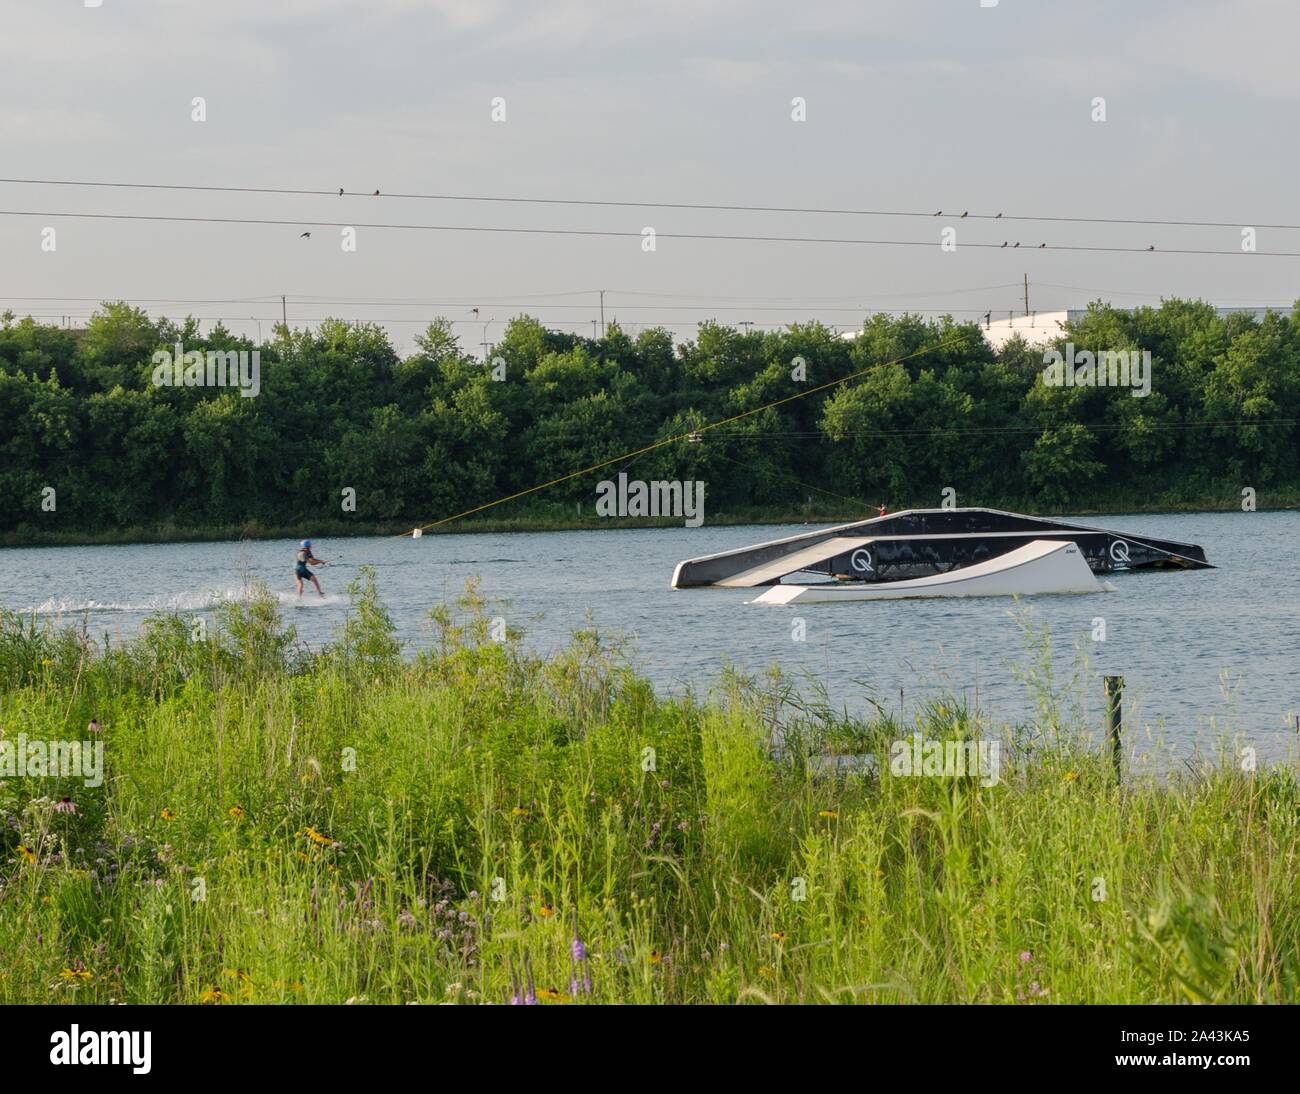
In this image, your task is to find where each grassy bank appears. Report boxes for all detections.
[1,576,1296,1004]
[4,487,1298,548]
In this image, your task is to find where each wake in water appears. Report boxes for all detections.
[24,588,348,615]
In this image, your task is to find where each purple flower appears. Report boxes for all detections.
[571,937,587,962]
[1019,951,1032,964]
[54,798,77,814]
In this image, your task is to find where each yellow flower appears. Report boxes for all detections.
[58,968,93,981]
[770,932,786,941]
[16,845,36,865]
[304,826,333,846]
[511,806,529,816]
[538,904,555,918]
[758,965,774,979]
[536,987,568,1001]
[161,808,176,821]
[222,968,252,983]
[1063,771,1079,783]
[228,806,245,819]
[199,989,231,1004]
[649,950,662,965]
[817,809,838,819]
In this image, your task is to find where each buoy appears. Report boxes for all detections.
[412,528,423,538]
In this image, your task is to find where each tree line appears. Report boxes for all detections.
[1,298,1296,537]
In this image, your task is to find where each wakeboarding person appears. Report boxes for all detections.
[294,539,326,597]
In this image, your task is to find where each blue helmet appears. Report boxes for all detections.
[301,539,312,548]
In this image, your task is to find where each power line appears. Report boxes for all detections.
[2,207,1298,257]
[3,176,1298,231]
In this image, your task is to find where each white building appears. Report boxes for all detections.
[980,306,1294,351]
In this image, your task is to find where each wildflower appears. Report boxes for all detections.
[58,968,93,981]
[304,826,334,846]
[53,797,77,815]
[758,965,774,979]
[538,904,555,918]
[1063,771,1079,783]
[770,932,786,941]
[571,937,587,962]
[160,808,176,821]
[511,806,529,816]
[1019,951,1032,964]
[16,845,36,865]
[199,989,231,1004]
[649,950,662,965]
[88,719,100,733]
[817,809,838,818]
[536,987,566,1001]
[227,806,245,819]
[523,953,538,1005]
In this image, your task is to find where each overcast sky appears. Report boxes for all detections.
[3,0,1299,354]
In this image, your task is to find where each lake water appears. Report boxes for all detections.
[2,511,1297,765]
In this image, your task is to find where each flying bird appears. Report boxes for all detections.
[299,231,311,239]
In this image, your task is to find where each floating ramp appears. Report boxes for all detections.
[752,540,1102,603]
[671,507,1212,592]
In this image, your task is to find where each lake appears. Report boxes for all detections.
[2,511,1297,765]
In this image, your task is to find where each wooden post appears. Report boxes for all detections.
[1104,675,1124,784]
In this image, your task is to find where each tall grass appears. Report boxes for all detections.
[0,573,1296,1004]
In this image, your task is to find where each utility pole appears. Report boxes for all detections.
[1023,274,1029,317]
[599,289,606,337]
[281,294,287,330]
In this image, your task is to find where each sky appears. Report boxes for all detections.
[2,0,1299,355]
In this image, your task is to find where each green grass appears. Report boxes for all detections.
[3,484,1298,548]
[0,573,1296,1004]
